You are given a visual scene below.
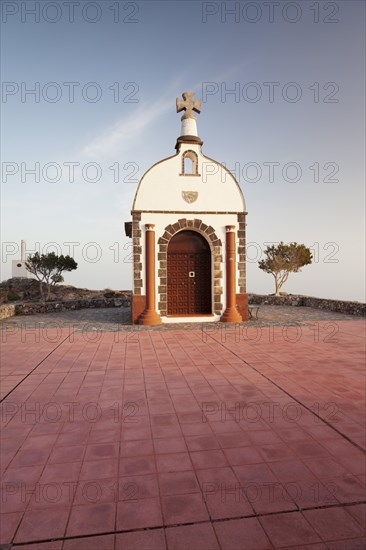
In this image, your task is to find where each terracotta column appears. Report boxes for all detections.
[139,224,162,325]
[220,225,242,323]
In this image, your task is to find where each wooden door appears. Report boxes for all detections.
[167,231,211,315]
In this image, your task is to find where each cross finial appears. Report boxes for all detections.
[176,91,201,121]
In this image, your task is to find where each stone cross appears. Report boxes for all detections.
[176,91,201,121]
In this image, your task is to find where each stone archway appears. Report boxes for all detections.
[157,219,223,316]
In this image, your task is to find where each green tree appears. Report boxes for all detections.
[258,242,312,296]
[25,252,78,302]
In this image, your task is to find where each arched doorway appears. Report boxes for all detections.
[167,230,212,315]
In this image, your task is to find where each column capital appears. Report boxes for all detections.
[225,225,236,232]
[145,224,155,231]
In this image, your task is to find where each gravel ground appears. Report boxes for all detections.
[0,305,358,333]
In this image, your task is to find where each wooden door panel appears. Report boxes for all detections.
[167,231,212,315]
[167,253,189,315]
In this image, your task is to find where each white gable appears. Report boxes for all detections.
[133,142,246,213]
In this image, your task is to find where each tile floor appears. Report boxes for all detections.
[0,315,365,549]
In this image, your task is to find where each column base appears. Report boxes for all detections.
[138,309,163,326]
[132,294,146,324]
[236,293,248,321]
[220,307,243,323]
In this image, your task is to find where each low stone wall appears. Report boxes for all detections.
[2,294,364,319]
[248,294,365,316]
[0,304,16,320]
[13,297,131,316]
[15,297,131,315]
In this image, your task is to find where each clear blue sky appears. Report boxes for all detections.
[1,1,365,301]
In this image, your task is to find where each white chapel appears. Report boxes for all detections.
[125,92,248,325]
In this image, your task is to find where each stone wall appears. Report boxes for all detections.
[0,296,131,318]
[0,304,16,320]
[132,212,143,295]
[248,294,365,316]
[237,213,247,294]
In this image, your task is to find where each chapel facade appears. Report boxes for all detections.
[125,92,248,325]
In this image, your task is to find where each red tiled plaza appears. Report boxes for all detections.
[1,317,365,549]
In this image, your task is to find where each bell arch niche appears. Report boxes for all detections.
[157,219,223,316]
[180,150,199,176]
